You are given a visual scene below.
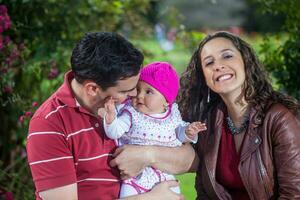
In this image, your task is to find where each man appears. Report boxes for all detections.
[27,32,195,200]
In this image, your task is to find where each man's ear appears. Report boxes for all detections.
[84,81,100,96]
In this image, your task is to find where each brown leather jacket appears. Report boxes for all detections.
[195,102,300,200]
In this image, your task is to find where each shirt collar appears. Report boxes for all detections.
[55,70,78,108]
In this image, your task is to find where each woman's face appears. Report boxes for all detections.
[200,37,245,98]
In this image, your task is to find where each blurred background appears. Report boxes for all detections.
[0,0,299,199]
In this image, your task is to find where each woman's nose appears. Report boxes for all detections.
[213,62,225,71]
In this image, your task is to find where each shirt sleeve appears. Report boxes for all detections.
[176,124,198,144]
[103,110,131,140]
[172,103,198,144]
[26,117,77,193]
[270,105,300,198]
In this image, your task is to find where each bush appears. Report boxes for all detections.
[254,0,300,99]
[0,1,152,198]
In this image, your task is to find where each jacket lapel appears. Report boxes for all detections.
[240,107,262,161]
[203,105,226,199]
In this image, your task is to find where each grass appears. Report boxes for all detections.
[177,173,197,199]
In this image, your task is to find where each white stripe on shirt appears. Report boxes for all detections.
[45,105,67,119]
[77,178,119,183]
[66,127,94,140]
[27,131,65,139]
[78,153,112,162]
[29,156,73,165]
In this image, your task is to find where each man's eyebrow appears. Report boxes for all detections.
[120,86,136,93]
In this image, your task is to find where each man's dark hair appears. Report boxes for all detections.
[71,32,144,90]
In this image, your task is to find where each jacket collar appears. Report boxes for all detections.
[204,102,262,166]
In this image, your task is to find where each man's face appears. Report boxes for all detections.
[97,74,140,106]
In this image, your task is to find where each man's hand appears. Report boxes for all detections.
[111,143,198,178]
[110,145,152,180]
[185,121,206,141]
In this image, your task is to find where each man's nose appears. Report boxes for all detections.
[128,88,137,97]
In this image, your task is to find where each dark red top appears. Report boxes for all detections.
[215,120,250,200]
[27,71,120,200]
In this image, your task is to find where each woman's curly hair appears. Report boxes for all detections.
[177,31,300,122]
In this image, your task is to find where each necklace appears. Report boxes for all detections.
[226,114,250,135]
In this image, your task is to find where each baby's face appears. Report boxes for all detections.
[132,81,168,115]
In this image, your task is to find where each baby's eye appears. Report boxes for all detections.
[146,90,153,95]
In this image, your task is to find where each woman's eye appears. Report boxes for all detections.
[205,61,213,66]
[223,54,233,59]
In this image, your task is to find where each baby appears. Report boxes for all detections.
[103,62,206,198]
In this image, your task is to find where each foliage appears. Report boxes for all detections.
[253,0,300,99]
[176,173,197,200]
[0,1,152,199]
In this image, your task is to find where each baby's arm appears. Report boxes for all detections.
[102,98,131,139]
[185,122,206,142]
[176,122,206,144]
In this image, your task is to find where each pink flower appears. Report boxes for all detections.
[0,5,8,14]
[19,115,25,123]
[3,85,13,93]
[0,5,12,33]
[4,19,11,30]
[5,191,14,200]
[10,46,19,59]
[47,67,59,79]
[1,67,8,74]
[3,36,11,45]
[18,43,25,50]
[6,57,12,67]
[25,111,32,117]
[32,101,38,107]
[0,35,3,50]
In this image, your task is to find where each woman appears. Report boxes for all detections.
[178,31,300,199]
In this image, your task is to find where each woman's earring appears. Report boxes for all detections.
[207,88,210,103]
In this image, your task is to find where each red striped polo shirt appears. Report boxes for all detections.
[26,71,121,200]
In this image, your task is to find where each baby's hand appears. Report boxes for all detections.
[104,97,116,124]
[185,122,207,140]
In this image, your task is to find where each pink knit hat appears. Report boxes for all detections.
[139,62,179,104]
